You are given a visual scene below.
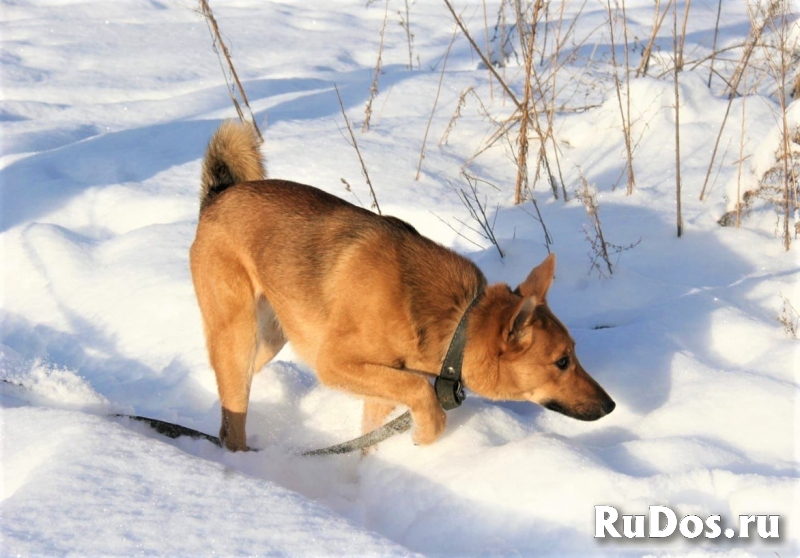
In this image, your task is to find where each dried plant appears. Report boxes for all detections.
[416,27,458,180]
[514,7,539,204]
[519,196,553,253]
[435,172,505,258]
[700,0,779,200]
[672,0,684,237]
[708,0,724,86]
[398,0,416,70]
[440,87,474,146]
[577,176,640,277]
[482,0,495,101]
[363,0,390,132]
[340,177,365,208]
[677,0,692,71]
[716,0,799,249]
[605,0,636,195]
[636,0,672,77]
[758,0,798,250]
[334,84,381,215]
[777,293,799,339]
[198,0,263,142]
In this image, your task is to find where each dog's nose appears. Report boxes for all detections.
[603,399,616,415]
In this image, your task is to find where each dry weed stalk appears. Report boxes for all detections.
[514,7,540,204]
[435,172,505,258]
[708,0,799,236]
[697,0,780,202]
[717,1,799,242]
[524,0,572,201]
[500,1,569,201]
[444,0,522,108]
[725,2,774,99]
[334,84,381,215]
[440,87,473,146]
[443,0,537,202]
[519,197,554,252]
[677,0,692,71]
[533,0,591,202]
[605,0,636,195]
[708,0,724,87]
[759,0,798,250]
[363,0,390,132]
[734,73,750,228]
[198,0,263,142]
[340,177,366,208]
[399,0,416,70]
[482,0,495,101]
[636,0,672,77]
[577,176,640,277]
[699,1,775,200]
[777,293,799,339]
[673,0,683,237]
[416,27,459,180]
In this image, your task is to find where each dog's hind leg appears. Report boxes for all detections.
[192,257,260,452]
[254,294,286,373]
[208,304,258,452]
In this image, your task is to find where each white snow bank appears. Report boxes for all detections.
[1,405,416,557]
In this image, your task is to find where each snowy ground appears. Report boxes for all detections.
[1,1,798,556]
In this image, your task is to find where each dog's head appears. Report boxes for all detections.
[467,254,615,421]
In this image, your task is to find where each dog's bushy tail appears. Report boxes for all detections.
[200,120,266,211]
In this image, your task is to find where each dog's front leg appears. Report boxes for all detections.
[362,400,396,436]
[316,358,446,445]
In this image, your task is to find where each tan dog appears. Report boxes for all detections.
[190,121,615,452]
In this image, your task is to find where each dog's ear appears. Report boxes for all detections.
[516,253,556,301]
[506,296,537,350]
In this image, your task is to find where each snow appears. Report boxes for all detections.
[1,0,798,557]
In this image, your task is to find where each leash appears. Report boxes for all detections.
[112,410,411,455]
[301,411,412,456]
[112,414,223,447]
[3,292,481,456]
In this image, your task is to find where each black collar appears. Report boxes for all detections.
[435,293,482,410]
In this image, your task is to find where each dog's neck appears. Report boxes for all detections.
[461,284,523,399]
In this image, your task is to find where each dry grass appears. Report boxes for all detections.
[636,0,672,77]
[334,84,381,215]
[434,171,505,258]
[198,0,263,143]
[672,0,684,237]
[715,0,799,250]
[777,293,799,339]
[605,0,636,196]
[577,176,641,277]
[363,0,390,133]
[416,27,458,180]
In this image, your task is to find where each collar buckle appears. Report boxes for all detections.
[434,376,465,410]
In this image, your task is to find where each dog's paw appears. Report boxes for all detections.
[412,405,446,445]
[221,437,250,452]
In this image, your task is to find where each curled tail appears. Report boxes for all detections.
[200,120,266,211]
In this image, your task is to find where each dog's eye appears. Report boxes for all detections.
[555,356,570,371]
